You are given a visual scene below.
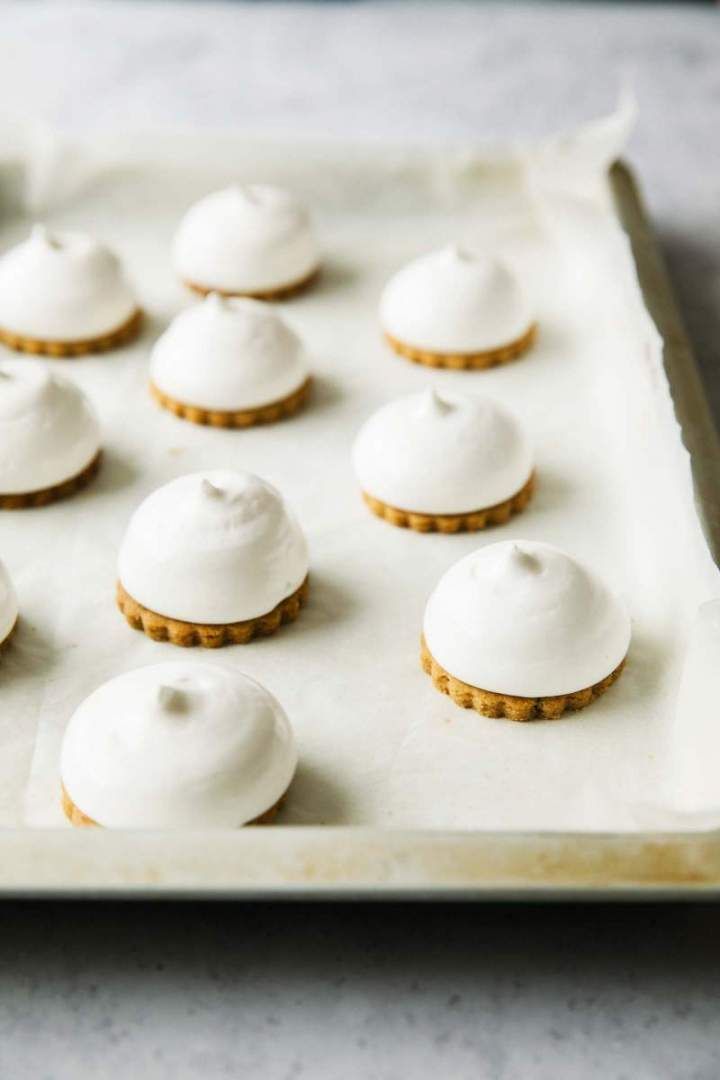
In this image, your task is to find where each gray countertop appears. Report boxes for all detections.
[1,2,720,1077]
[2,900,720,1079]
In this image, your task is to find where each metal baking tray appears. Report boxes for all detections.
[1,158,720,900]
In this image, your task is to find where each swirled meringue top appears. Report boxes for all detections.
[60,662,297,827]
[424,540,631,697]
[118,470,309,624]
[352,388,533,515]
[173,185,319,295]
[0,225,137,342]
[0,361,101,495]
[0,558,18,645]
[150,293,309,411]
[380,245,534,354]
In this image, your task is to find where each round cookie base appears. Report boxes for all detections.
[61,783,286,828]
[0,308,142,357]
[116,575,309,648]
[362,473,535,534]
[385,322,537,370]
[183,266,319,302]
[150,375,312,428]
[421,636,626,721]
[0,450,102,510]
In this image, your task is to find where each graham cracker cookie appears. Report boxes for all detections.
[421,636,626,721]
[362,473,535,534]
[0,450,102,510]
[385,322,537,371]
[150,376,312,428]
[0,308,142,358]
[116,575,309,648]
[61,783,285,827]
[184,266,319,302]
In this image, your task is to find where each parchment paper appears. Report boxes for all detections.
[1,108,717,832]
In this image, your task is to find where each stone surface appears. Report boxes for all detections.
[1,900,720,1079]
[0,2,719,1077]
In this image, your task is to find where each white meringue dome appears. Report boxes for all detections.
[424,541,631,698]
[0,558,18,645]
[173,185,319,296]
[0,362,101,495]
[118,470,309,624]
[381,245,534,355]
[0,225,138,344]
[60,662,298,827]
[150,293,310,412]
[353,388,533,515]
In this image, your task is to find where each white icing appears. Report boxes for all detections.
[0,558,18,645]
[380,245,534,354]
[60,661,297,827]
[173,185,319,294]
[352,388,533,514]
[118,470,309,624]
[423,540,631,697]
[0,362,101,495]
[150,293,309,411]
[0,225,137,342]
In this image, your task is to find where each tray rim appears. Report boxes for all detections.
[610,161,720,564]
[3,158,720,901]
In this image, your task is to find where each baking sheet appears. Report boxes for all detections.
[0,117,718,851]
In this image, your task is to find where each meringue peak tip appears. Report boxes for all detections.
[156,684,190,713]
[418,387,454,417]
[508,543,542,573]
[200,478,225,500]
[232,183,261,204]
[446,244,505,274]
[31,223,61,249]
[447,243,475,262]
[205,291,227,311]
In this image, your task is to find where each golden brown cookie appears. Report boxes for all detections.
[61,783,284,827]
[149,376,312,428]
[385,322,537,371]
[184,266,319,302]
[362,473,535,534]
[421,635,626,721]
[0,450,102,510]
[0,309,142,358]
[116,575,309,648]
